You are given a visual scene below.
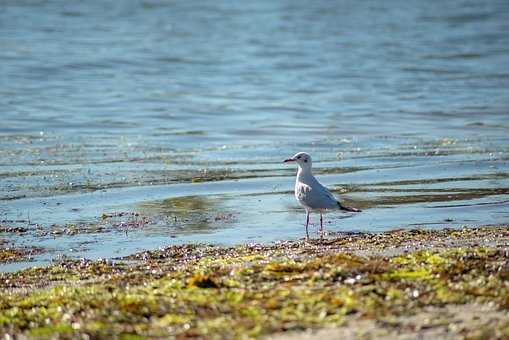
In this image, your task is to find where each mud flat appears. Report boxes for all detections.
[1,226,508,339]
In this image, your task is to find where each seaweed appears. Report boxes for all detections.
[0,226,508,338]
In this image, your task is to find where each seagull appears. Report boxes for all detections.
[284,152,361,239]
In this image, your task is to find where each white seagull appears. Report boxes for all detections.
[284,152,361,239]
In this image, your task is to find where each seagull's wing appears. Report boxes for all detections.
[316,181,362,212]
[313,179,362,212]
[314,181,339,206]
[298,178,338,209]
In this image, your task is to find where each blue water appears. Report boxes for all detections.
[1,0,508,270]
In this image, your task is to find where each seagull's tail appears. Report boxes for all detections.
[337,201,361,212]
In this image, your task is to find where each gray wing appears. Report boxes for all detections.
[297,178,338,210]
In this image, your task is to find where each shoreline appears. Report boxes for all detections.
[1,226,508,338]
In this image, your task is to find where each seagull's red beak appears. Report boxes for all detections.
[283,158,295,163]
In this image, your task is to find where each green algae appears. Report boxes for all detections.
[1,227,509,338]
[0,248,24,263]
[0,246,44,264]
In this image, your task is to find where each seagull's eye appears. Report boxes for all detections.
[304,159,308,163]
[297,156,301,159]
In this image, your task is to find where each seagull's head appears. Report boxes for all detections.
[283,152,312,170]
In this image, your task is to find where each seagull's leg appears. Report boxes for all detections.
[319,213,324,238]
[305,211,310,240]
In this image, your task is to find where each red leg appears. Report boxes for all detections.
[320,213,324,238]
[305,211,310,239]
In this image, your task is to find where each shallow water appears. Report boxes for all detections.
[1,0,509,271]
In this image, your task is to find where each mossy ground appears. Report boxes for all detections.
[1,226,508,339]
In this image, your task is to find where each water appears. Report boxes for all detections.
[1,0,509,271]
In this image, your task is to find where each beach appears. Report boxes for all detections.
[2,226,508,338]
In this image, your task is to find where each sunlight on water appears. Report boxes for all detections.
[1,0,508,269]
